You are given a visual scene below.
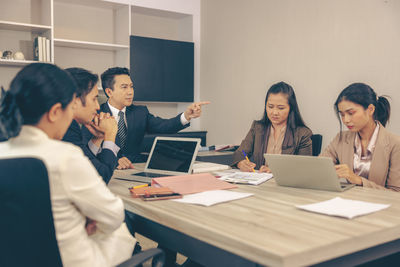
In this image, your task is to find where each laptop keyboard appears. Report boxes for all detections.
[133,172,172,178]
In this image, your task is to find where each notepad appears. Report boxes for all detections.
[173,190,253,206]
[152,173,237,195]
[296,197,390,219]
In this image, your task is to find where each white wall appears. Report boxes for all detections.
[200,0,400,148]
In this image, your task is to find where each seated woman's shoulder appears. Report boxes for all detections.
[252,120,265,128]
[385,128,400,143]
[296,126,313,136]
[50,138,86,156]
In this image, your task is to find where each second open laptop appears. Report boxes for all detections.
[127,137,201,183]
[264,154,355,192]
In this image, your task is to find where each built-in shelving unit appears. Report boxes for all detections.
[0,0,198,122]
[0,20,51,33]
[52,0,130,76]
[53,38,129,51]
[0,0,52,86]
[0,59,38,66]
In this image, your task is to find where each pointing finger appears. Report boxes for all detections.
[196,101,211,106]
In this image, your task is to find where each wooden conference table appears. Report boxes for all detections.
[108,165,400,267]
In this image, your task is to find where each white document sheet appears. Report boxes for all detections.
[214,170,273,185]
[172,190,253,206]
[296,197,390,219]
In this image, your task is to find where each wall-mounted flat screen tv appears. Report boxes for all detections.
[130,35,194,102]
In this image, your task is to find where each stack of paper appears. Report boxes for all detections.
[215,170,273,185]
[192,162,231,173]
[296,197,390,219]
[173,190,253,206]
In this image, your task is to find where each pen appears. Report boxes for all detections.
[242,150,255,172]
[133,184,149,189]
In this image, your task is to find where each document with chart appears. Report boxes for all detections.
[215,170,273,185]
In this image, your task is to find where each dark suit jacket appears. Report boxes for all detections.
[232,120,313,169]
[82,103,189,163]
[62,120,117,184]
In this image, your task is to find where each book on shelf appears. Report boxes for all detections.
[41,37,46,62]
[34,36,50,62]
[33,37,40,61]
[46,39,50,62]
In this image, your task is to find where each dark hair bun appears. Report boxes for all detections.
[376,95,391,126]
[0,88,23,141]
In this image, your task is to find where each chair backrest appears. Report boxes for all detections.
[311,134,323,156]
[0,157,63,267]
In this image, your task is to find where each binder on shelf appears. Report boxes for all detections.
[34,37,39,61]
[34,36,44,62]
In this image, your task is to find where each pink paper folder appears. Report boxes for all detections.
[151,173,237,195]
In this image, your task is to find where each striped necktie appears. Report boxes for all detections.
[117,110,127,149]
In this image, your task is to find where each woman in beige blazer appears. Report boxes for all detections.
[233,82,312,172]
[322,83,400,191]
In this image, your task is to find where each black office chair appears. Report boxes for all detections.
[311,134,323,156]
[0,157,164,267]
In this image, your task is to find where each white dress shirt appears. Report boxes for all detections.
[88,139,120,157]
[353,123,380,179]
[0,126,135,267]
[108,102,127,126]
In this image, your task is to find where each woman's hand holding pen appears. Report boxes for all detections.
[237,159,256,172]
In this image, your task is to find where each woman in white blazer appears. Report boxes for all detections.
[0,63,135,266]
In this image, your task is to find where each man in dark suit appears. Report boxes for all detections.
[63,68,119,183]
[84,67,210,169]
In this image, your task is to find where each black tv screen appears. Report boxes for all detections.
[130,35,194,102]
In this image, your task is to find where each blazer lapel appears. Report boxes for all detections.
[282,146,295,155]
[369,125,390,183]
[125,105,136,138]
[342,132,355,170]
[281,130,295,154]
[101,102,112,114]
[256,125,267,167]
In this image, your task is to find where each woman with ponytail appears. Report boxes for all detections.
[322,83,400,191]
[0,63,134,266]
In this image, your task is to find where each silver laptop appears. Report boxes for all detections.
[264,154,355,192]
[128,137,201,183]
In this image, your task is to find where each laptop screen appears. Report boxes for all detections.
[147,139,199,173]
